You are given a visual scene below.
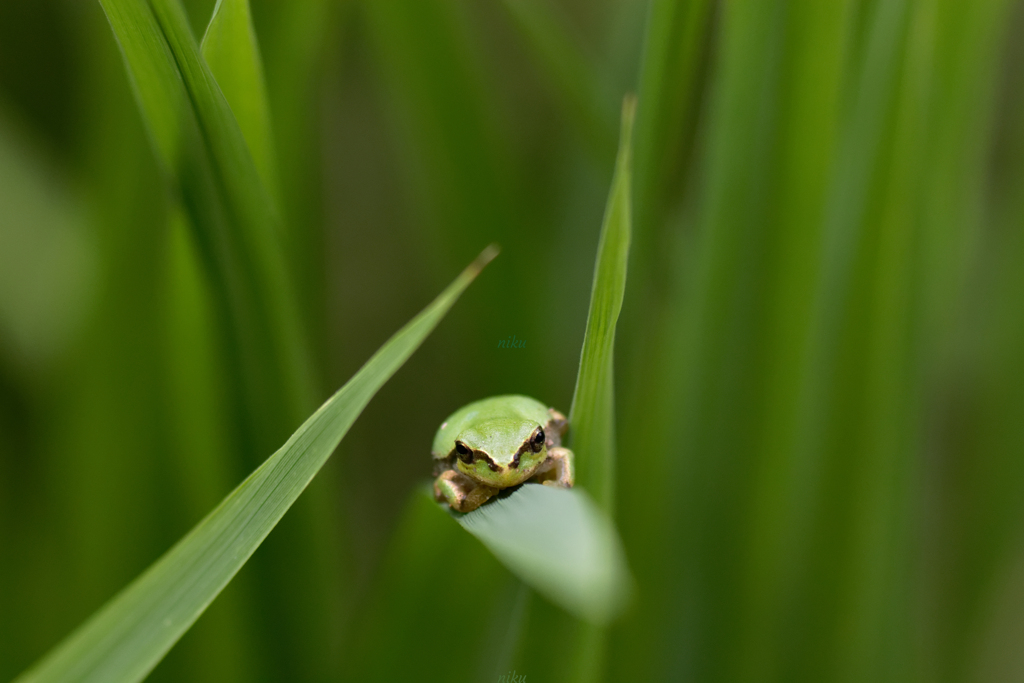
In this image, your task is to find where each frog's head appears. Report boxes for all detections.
[451,417,548,488]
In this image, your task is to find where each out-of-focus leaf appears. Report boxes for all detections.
[12,247,497,683]
[201,0,278,197]
[0,114,95,366]
[99,0,312,450]
[455,484,629,625]
[631,0,711,246]
[499,0,617,165]
[360,0,518,283]
[344,485,526,683]
[97,5,330,671]
[257,0,341,330]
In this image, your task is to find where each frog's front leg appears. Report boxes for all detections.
[433,469,499,513]
[532,447,574,488]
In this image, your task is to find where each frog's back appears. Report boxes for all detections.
[431,395,551,458]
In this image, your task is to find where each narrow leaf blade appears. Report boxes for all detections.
[13,247,498,683]
[101,0,313,447]
[562,93,636,683]
[201,0,278,196]
[569,96,635,514]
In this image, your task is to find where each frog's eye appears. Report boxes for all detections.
[455,441,474,464]
[530,428,546,453]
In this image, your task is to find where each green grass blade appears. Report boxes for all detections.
[455,484,629,625]
[569,95,635,515]
[99,0,312,449]
[560,92,635,683]
[12,247,497,683]
[201,0,278,198]
[99,6,327,664]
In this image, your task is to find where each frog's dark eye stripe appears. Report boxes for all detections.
[530,427,546,453]
[455,440,474,464]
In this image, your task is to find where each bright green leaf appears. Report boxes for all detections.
[100,0,312,450]
[13,246,498,683]
[201,0,278,198]
[569,95,635,515]
[453,484,629,625]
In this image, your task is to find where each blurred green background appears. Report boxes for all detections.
[3,0,1024,681]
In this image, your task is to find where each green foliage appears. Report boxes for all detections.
[101,0,312,448]
[201,0,278,198]
[3,0,1024,682]
[13,248,495,683]
[569,96,634,515]
[499,0,618,164]
[455,484,629,625]
[0,116,93,366]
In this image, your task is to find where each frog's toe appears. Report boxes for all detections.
[532,447,574,488]
[434,470,498,512]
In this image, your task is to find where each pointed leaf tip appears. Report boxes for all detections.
[472,243,501,273]
[622,93,637,123]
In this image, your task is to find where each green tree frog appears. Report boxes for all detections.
[432,395,575,512]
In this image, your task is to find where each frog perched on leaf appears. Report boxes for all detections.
[432,395,575,513]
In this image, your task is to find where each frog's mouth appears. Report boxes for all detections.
[457,452,542,488]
